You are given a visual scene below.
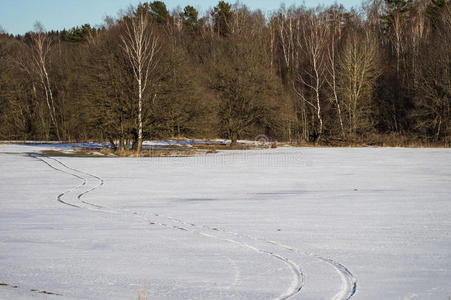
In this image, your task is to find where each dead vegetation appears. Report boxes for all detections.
[137,286,147,300]
[34,134,448,158]
[42,145,210,158]
[194,143,254,151]
[0,282,62,296]
[30,289,62,296]
[0,282,18,288]
[285,133,451,148]
[39,141,282,158]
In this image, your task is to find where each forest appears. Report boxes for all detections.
[0,0,449,150]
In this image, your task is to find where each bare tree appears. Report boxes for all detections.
[22,22,61,140]
[384,0,415,77]
[272,8,306,141]
[392,10,403,75]
[295,12,328,141]
[326,6,345,137]
[337,29,381,136]
[121,11,160,153]
[275,7,297,76]
[413,3,451,142]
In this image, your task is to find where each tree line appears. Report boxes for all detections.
[0,0,449,150]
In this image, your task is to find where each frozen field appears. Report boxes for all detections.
[0,144,450,300]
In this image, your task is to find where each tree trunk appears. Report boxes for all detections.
[109,137,117,151]
[230,132,238,146]
[42,64,61,141]
[121,12,159,156]
[315,88,323,141]
[118,136,124,152]
[330,39,345,138]
[132,131,139,151]
[314,57,323,142]
[137,79,143,154]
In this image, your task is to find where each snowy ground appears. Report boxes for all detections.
[0,144,450,300]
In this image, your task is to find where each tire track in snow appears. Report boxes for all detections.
[29,153,84,208]
[223,257,241,290]
[266,241,357,300]
[32,154,304,300]
[158,215,357,300]
[33,154,357,299]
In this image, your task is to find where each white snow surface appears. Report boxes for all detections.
[1,144,450,300]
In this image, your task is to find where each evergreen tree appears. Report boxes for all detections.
[183,5,199,32]
[149,1,169,24]
[63,24,94,42]
[212,1,233,36]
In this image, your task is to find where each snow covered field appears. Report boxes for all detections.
[1,144,450,300]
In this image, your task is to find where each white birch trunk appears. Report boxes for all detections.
[121,12,160,154]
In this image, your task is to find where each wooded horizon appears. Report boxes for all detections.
[0,0,449,150]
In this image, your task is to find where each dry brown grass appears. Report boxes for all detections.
[85,147,200,157]
[43,146,210,158]
[41,149,105,157]
[136,286,147,300]
[366,133,450,148]
[138,148,199,157]
[282,134,450,148]
[193,143,255,151]
[193,143,280,150]
[69,142,279,157]
[18,134,451,159]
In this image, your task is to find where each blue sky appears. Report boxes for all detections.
[0,0,362,35]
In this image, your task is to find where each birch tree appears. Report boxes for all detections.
[337,30,381,135]
[25,23,61,140]
[121,11,160,153]
[272,8,305,140]
[326,6,346,137]
[295,12,328,141]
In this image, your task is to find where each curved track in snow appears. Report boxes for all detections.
[32,153,357,300]
[32,154,304,300]
[155,215,357,300]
